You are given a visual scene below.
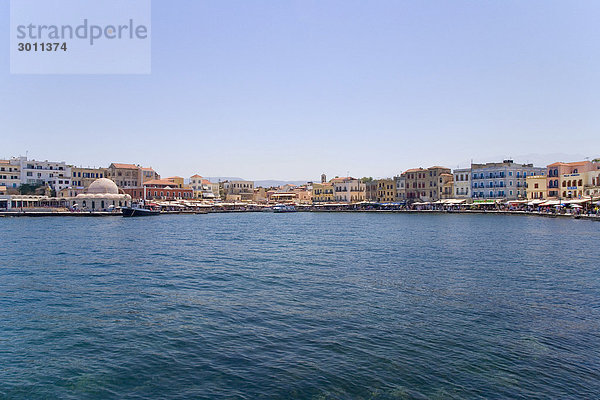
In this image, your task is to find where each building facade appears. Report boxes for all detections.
[526,175,547,200]
[0,160,21,190]
[331,177,366,203]
[122,179,194,201]
[10,156,71,192]
[440,172,454,199]
[453,168,471,198]
[471,160,544,200]
[105,163,141,188]
[70,166,105,189]
[394,176,406,202]
[376,179,396,203]
[546,161,600,199]
[365,180,378,201]
[222,180,254,202]
[312,182,334,203]
[403,166,451,202]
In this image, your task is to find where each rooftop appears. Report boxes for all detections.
[111,163,138,169]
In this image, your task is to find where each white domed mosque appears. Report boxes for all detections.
[68,178,131,211]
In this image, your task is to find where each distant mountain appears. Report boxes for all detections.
[202,177,309,188]
[205,177,244,183]
[254,180,309,188]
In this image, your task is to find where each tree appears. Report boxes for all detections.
[18,184,42,195]
[360,177,373,183]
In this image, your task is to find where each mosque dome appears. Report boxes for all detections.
[87,178,119,195]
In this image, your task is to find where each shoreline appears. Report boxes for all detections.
[1,209,598,221]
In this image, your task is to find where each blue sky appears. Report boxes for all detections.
[1,0,599,180]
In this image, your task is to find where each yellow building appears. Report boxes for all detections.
[165,176,185,188]
[312,182,334,203]
[70,166,105,189]
[526,175,547,200]
[376,179,396,203]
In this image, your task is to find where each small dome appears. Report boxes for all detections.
[87,178,119,195]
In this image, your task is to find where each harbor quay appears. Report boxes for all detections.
[1,156,600,219]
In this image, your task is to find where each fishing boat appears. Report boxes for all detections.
[122,186,161,217]
[121,202,161,217]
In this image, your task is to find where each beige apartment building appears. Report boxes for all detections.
[403,166,451,202]
[70,166,105,188]
[105,163,160,188]
[222,180,254,202]
[526,175,547,200]
[331,177,365,203]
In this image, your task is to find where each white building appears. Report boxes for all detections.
[331,177,366,203]
[67,178,131,211]
[453,168,471,198]
[10,156,71,192]
[0,160,21,190]
[395,175,406,201]
[189,174,217,200]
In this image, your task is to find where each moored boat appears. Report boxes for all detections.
[121,202,161,217]
[272,204,297,213]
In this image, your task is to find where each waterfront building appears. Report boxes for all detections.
[189,174,215,199]
[9,156,71,192]
[331,177,366,203]
[70,166,105,189]
[165,176,185,188]
[268,191,297,203]
[403,168,426,201]
[376,178,396,203]
[365,180,377,201]
[66,178,131,211]
[394,176,406,202]
[585,169,600,198]
[312,182,334,203]
[440,173,454,199]
[403,166,451,202]
[0,160,21,190]
[105,163,140,188]
[526,175,547,200]
[453,168,471,198]
[253,187,268,203]
[141,167,160,183]
[289,185,312,203]
[189,174,203,192]
[105,163,160,188]
[122,179,193,201]
[471,160,544,200]
[546,160,600,199]
[222,180,254,202]
[0,194,55,210]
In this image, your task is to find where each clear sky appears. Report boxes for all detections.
[1,0,599,180]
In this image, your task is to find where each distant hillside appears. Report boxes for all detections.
[202,177,310,188]
[254,180,309,188]
[205,177,244,183]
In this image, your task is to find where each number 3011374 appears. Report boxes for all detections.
[18,42,67,51]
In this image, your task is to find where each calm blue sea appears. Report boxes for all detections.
[0,213,599,399]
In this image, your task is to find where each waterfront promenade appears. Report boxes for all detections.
[2,207,599,221]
